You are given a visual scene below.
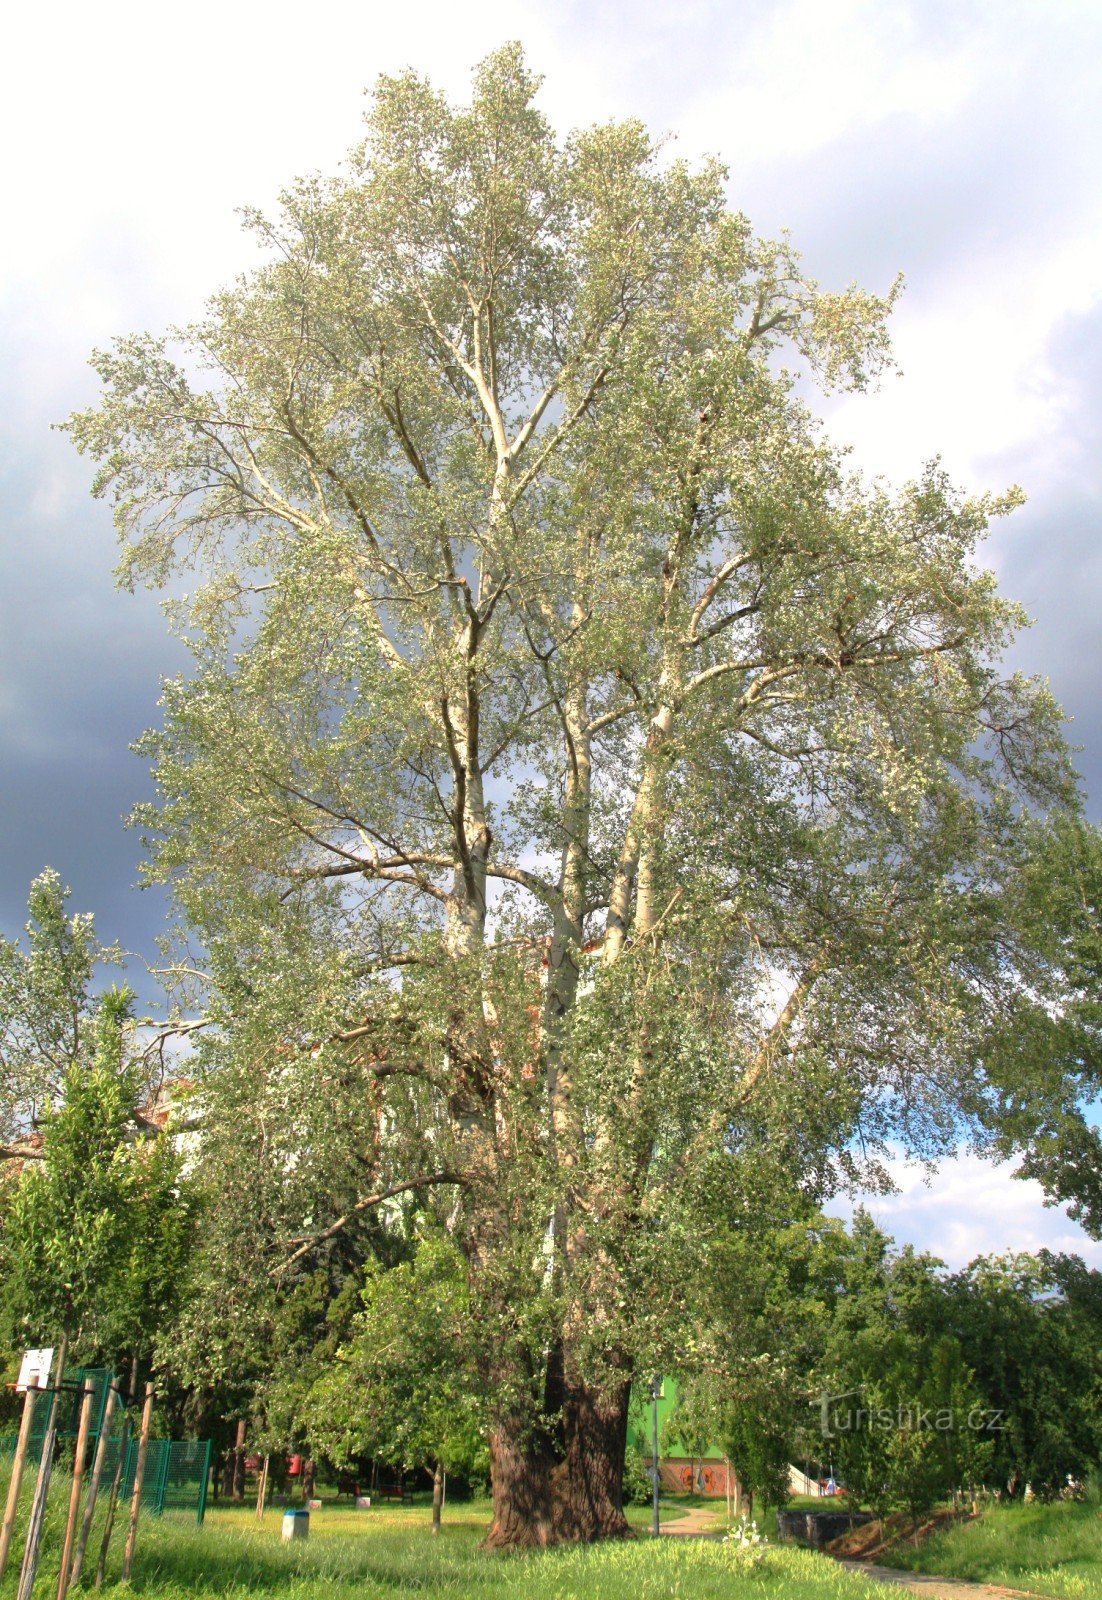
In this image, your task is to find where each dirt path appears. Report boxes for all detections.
[660,1504,726,1537]
[837,1558,1052,1600]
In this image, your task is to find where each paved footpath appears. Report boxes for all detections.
[836,1559,1050,1600]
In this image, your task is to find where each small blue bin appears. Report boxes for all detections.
[281,1508,310,1541]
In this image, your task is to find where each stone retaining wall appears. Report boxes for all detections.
[776,1508,875,1548]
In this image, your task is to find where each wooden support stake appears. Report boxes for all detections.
[255,1454,269,1521]
[93,1412,129,1591]
[0,1381,42,1578]
[121,1383,154,1582]
[16,1332,68,1600]
[55,1379,94,1600]
[231,1419,247,1502]
[69,1380,119,1590]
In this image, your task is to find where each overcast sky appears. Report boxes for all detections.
[1,0,1100,1267]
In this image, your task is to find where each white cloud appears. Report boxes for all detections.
[673,0,978,166]
[834,1149,1102,1269]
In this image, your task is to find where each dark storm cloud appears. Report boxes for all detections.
[999,495,1102,816]
[0,411,185,986]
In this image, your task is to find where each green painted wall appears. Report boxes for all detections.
[627,1375,726,1461]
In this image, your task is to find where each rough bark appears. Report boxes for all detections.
[484,1379,631,1548]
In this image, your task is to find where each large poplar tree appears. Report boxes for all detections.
[69,47,1089,1544]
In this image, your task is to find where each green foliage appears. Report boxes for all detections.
[817,1214,1101,1506]
[0,998,193,1354]
[721,1357,798,1510]
[304,1233,485,1482]
[621,1446,654,1508]
[988,816,1102,1236]
[945,1251,1102,1495]
[823,1327,991,1520]
[671,1357,796,1509]
[0,868,121,1151]
[0,874,193,1361]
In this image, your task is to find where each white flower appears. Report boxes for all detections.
[722,1514,767,1551]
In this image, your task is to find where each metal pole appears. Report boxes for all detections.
[651,1374,661,1537]
[56,1379,95,1600]
[196,1440,211,1527]
[0,1381,42,1577]
[121,1383,154,1582]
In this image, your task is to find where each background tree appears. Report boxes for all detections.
[305,1233,485,1530]
[720,1356,797,1513]
[815,1218,1100,1505]
[0,981,193,1371]
[153,985,422,1452]
[672,1355,796,1512]
[942,1252,1102,1496]
[0,869,121,1161]
[69,45,1088,1545]
[822,1324,991,1526]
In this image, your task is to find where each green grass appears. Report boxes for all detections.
[0,1492,905,1600]
[881,1499,1102,1599]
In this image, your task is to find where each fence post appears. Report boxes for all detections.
[69,1380,119,1589]
[121,1383,154,1582]
[0,1381,41,1577]
[196,1440,211,1526]
[155,1440,171,1515]
[55,1378,95,1600]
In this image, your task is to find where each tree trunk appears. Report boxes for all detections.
[431,1461,443,1534]
[231,1420,246,1502]
[484,1379,631,1548]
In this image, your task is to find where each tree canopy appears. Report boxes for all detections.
[67,44,1092,1544]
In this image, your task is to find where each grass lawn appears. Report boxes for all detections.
[0,1492,904,1600]
[879,1499,1102,1600]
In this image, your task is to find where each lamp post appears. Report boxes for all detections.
[650,1374,661,1536]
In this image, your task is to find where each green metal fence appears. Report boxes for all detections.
[0,1376,211,1525]
[124,1439,212,1522]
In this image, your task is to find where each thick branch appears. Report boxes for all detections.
[273,1171,465,1275]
